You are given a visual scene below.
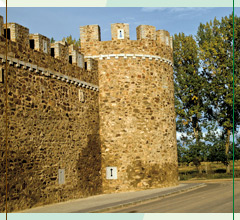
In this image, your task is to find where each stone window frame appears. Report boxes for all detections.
[43,40,48,53]
[118,29,124,39]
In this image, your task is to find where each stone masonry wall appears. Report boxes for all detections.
[80,24,178,193]
[29,33,51,55]
[111,23,130,40]
[0,16,3,36]
[3,23,29,48]
[0,32,101,212]
[79,25,101,44]
[137,25,156,40]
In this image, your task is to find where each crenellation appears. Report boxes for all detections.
[136,25,156,40]
[80,24,101,43]
[3,23,29,48]
[0,17,177,212]
[156,29,171,47]
[69,44,85,68]
[50,41,69,63]
[111,23,130,40]
[29,33,50,55]
[0,16,3,36]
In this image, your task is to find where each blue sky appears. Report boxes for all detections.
[0,7,238,41]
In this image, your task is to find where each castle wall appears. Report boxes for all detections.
[80,24,178,193]
[137,25,156,40]
[0,16,3,36]
[0,31,101,212]
[3,23,29,48]
[80,25,101,43]
[0,19,178,212]
[29,33,51,55]
[111,23,130,40]
[50,41,69,64]
[69,44,85,68]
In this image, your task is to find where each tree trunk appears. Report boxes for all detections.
[198,165,202,174]
[225,129,230,174]
[193,123,202,174]
[205,163,208,174]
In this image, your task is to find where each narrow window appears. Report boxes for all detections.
[69,55,72,64]
[43,40,48,53]
[78,55,84,68]
[119,30,123,38]
[79,90,85,103]
[51,48,55,57]
[4,28,10,40]
[166,36,169,46]
[29,39,35,49]
[85,62,87,70]
[118,29,124,39]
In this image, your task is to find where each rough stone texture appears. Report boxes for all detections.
[80,24,178,193]
[3,23,29,48]
[111,23,130,40]
[156,30,171,47]
[137,25,156,40]
[0,20,178,212]
[69,44,84,68]
[50,41,69,64]
[0,33,100,212]
[0,16,3,36]
[80,25,101,43]
[29,33,50,55]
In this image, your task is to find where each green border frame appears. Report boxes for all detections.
[233,0,235,219]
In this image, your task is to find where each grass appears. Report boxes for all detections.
[178,160,240,181]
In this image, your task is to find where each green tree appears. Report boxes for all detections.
[62,35,80,47]
[196,14,240,173]
[50,37,55,43]
[173,33,206,172]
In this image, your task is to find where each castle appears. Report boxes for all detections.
[0,15,178,212]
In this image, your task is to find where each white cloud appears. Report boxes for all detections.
[141,7,210,15]
[141,7,212,18]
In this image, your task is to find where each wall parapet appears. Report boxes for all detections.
[80,23,173,48]
[84,53,173,67]
[0,53,99,91]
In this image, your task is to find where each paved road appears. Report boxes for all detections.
[108,181,240,213]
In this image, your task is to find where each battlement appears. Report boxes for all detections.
[80,24,101,43]
[111,23,130,40]
[29,33,50,54]
[0,19,96,75]
[0,16,177,212]
[157,29,172,48]
[0,16,3,36]
[0,17,98,86]
[3,22,29,47]
[79,23,172,48]
[50,41,69,62]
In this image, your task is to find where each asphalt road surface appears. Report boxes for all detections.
[109,180,240,213]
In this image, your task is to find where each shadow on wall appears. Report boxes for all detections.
[127,160,178,188]
[76,134,102,196]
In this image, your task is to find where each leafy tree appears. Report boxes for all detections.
[173,33,206,172]
[62,35,80,47]
[196,14,240,173]
[50,37,55,43]
[204,123,227,164]
[177,141,192,165]
[230,134,240,161]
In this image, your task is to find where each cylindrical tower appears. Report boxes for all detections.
[80,23,178,193]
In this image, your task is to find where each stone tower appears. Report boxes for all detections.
[80,23,178,193]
